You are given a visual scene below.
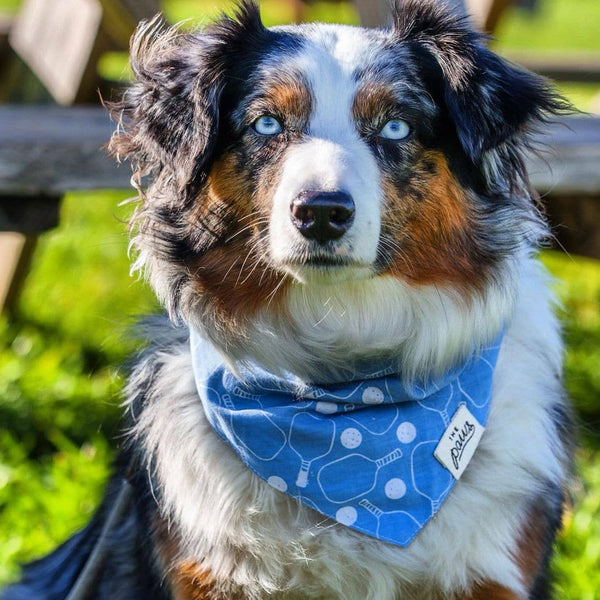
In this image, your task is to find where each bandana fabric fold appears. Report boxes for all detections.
[190,329,502,547]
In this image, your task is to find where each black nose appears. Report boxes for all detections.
[290,191,355,244]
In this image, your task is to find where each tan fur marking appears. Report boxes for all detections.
[192,243,286,317]
[170,562,222,600]
[248,77,312,134]
[204,152,254,214]
[267,80,312,126]
[461,502,557,599]
[352,82,400,125]
[515,503,555,591]
[154,516,228,600]
[383,151,487,292]
[463,581,522,600]
[188,152,288,326]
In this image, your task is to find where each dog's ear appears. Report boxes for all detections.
[109,1,266,195]
[391,0,565,162]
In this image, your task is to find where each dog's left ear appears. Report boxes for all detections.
[392,0,565,162]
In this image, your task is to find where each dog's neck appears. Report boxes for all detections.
[190,269,516,385]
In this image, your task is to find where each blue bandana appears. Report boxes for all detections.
[190,329,502,547]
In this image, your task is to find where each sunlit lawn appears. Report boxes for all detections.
[0,0,599,595]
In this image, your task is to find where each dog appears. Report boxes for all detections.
[3,1,574,599]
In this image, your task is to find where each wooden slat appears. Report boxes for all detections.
[465,0,513,32]
[0,105,130,194]
[9,0,105,105]
[352,0,389,28]
[502,51,600,83]
[0,232,37,313]
[527,117,600,195]
[0,106,598,196]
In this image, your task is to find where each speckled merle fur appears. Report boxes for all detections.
[106,0,568,323]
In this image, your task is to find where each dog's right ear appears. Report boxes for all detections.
[109,2,266,197]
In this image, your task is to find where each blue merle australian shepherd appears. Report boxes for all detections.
[3,1,574,599]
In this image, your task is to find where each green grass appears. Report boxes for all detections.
[0,431,112,584]
[0,193,159,583]
[1,0,599,595]
[555,447,600,600]
[540,252,600,597]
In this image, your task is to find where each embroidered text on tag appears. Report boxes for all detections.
[434,404,485,480]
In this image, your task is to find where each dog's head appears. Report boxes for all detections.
[110,0,564,379]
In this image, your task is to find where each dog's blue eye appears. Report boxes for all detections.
[379,119,410,140]
[253,115,283,136]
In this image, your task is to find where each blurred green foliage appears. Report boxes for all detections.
[495,0,600,51]
[540,253,600,597]
[1,0,599,595]
[0,193,159,582]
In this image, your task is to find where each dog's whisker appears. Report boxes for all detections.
[220,255,242,284]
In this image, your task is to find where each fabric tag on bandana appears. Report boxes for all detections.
[434,405,485,480]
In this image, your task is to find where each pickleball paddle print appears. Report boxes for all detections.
[358,498,423,545]
[318,448,403,503]
[190,328,503,547]
[416,382,455,426]
[219,391,287,461]
[290,412,335,487]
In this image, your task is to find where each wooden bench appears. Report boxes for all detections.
[0,0,158,312]
[1,106,599,311]
[0,106,128,311]
[527,118,600,258]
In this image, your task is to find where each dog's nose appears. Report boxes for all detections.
[290,191,355,244]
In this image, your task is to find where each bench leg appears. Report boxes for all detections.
[0,194,61,315]
[0,232,37,314]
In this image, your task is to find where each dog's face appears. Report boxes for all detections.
[111,0,562,378]
[233,23,462,289]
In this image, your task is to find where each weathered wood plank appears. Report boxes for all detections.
[0,106,131,193]
[527,117,600,195]
[0,106,599,196]
[502,51,600,83]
